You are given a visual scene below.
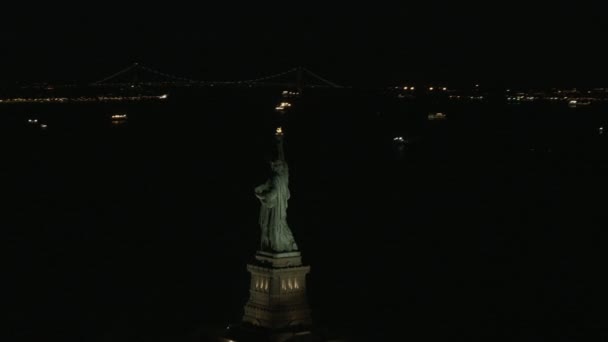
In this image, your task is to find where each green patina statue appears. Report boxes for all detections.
[254,128,298,253]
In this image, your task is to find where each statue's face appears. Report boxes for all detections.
[271,161,285,173]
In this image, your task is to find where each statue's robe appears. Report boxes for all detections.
[255,162,298,252]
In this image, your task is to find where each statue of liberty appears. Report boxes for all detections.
[254,127,298,253]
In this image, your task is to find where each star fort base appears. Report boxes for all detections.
[219,251,318,342]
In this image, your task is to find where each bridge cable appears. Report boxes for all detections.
[237,67,300,84]
[136,65,200,83]
[303,68,342,88]
[91,63,140,85]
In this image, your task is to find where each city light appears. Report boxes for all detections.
[428,112,447,120]
[275,101,292,112]
[281,90,300,98]
[0,95,170,104]
[111,114,128,125]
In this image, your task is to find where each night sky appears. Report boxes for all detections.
[0,2,606,86]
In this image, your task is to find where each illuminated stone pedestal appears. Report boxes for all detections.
[243,251,312,329]
[221,251,314,342]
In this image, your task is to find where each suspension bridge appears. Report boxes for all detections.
[90,63,344,90]
[0,64,346,104]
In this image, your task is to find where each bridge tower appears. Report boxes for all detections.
[296,66,304,93]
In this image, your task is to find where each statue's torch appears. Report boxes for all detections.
[275,126,285,161]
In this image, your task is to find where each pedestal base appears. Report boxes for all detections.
[241,251,312,334]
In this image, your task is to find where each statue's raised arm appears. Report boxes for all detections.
[275,126,286,162]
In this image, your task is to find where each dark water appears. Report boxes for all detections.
[4,89,608,341]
